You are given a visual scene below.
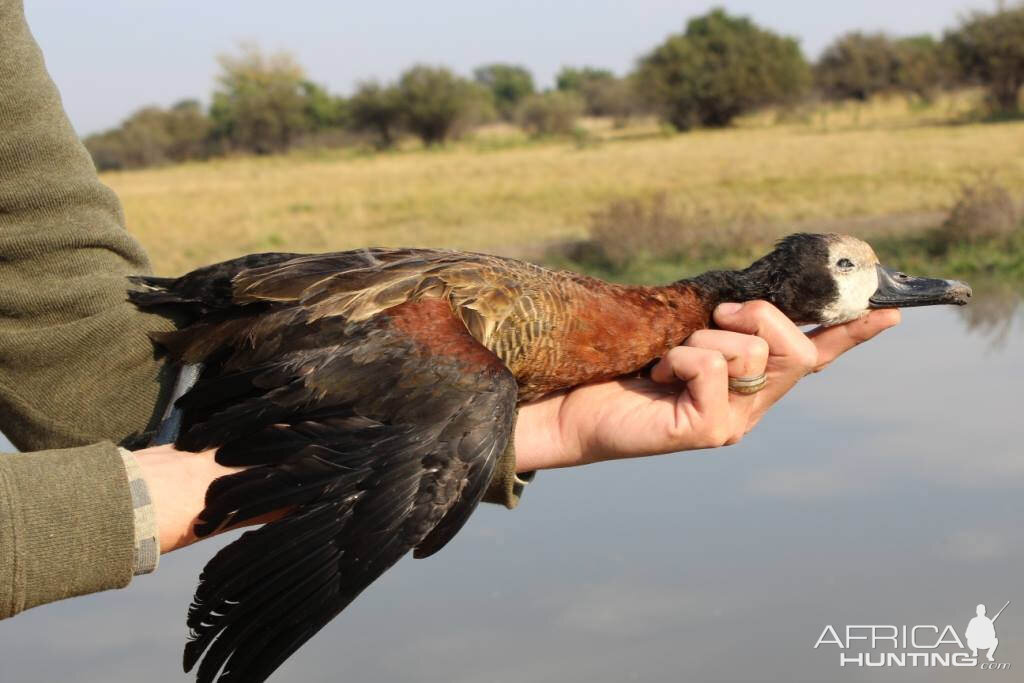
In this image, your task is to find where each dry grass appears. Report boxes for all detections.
[103,89,1024,276]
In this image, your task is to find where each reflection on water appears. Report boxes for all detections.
[953,279,1022,349]
[1,296,1023,683]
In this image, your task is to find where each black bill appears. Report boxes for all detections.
[869,265,972,308]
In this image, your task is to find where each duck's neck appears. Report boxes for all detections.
[678,264,775,312]
[512,269,775,400]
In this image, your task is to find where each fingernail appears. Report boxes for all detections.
[716,302,743,316]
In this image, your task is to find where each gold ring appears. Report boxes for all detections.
[728,373,767,395]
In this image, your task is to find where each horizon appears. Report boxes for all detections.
[26,0,995,136]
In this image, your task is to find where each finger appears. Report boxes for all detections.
[713,301,818,373]
[650,346,729,417]
[684,329,770,381]
[806,308,901,372]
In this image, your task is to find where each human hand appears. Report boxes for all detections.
[132,444,239,553]
[513,302,901,470]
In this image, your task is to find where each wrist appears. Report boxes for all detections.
[133,445,232,553]
[513,391,583,471]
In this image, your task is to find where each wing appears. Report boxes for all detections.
[166,298,517,683]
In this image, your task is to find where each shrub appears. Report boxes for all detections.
[584,192,768,270]
[397,65,486,146]
[634,8,810,130]
[301,81,349,130]
[84,100,212,170]
[556,66,615,93]
[554,66,638,119]
[946,6,1024,113]
[893,35,954,101]
[816,32,953,103]
[934,178,1020,248]
[516,91,584,137]
[348,81,404,149]
[588,193,691,268]
[815,32,901,101]
[474,63,535,119]
[557,68,642,122]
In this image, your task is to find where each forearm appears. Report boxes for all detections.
[513,393,573,472]
[0,444,135,619]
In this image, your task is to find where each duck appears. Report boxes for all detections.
[128,232,970,683]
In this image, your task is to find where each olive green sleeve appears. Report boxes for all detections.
[0,0,175,451]
[0,442,134,618]
[0,0,172,618]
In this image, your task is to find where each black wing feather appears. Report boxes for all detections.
[133,270,518,683]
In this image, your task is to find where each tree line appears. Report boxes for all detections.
[85,5,1024,170]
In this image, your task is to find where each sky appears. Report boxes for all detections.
[24,0,996,136]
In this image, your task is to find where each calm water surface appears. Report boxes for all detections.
[2,298,1022,682]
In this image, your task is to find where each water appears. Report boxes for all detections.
[1,299,1022,682]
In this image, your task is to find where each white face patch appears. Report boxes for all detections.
[818,236,880,326]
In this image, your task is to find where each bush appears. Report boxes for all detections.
[815,32,901,101]
[946,6,1024,113]
[84,100,212,170]
[583,192,768,270]
[588,193,691,268]
[634,8,810,130]
[397,65,488,146]
[935,178,1020,248]
[893,35,954,101]
[516,91,585,137]
[557,67,641,122]
[556,66,615,93]
[348,81,404,149]
[816,32,952,102]
[474,64,535,120]
[301,81,349,130]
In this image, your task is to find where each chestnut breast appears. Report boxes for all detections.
[482,276,709,401]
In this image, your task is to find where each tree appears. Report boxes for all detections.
[348,81,404,149]
[946,6,1024,113]
[815,32,949,102]
[396,65,486,145]
[634,8,810,130]
[210,43,311,154]
[815,32,901,101]
[556,66,614,93]
[555,66,638,120]
[892,35,951,101]
[301,81,348,130]
[474,63,534,119]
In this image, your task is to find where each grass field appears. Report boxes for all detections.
[102,90,1024,278]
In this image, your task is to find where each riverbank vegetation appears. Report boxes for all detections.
[88,5,1024,285]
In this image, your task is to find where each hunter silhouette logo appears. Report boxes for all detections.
[967,601,1009,662]
[814,601,1012,670]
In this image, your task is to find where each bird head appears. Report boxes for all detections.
[695,233,973,326]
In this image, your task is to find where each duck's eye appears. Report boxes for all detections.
[836,258,854,269]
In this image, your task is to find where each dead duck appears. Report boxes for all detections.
[129,232,970,683]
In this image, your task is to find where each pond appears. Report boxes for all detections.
[1,291,1022,682]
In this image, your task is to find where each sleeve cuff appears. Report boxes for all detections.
[481,414,536,509]
[118,448,160,575]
